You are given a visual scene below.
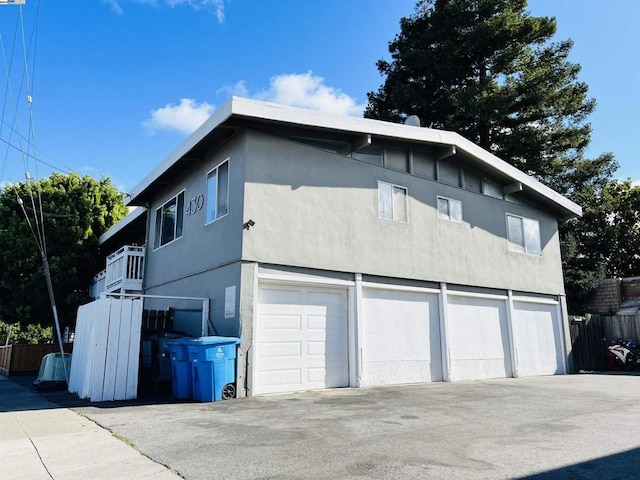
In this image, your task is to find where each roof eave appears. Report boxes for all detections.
[126,96,582,219]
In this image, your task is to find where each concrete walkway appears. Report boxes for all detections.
[0,375,182,480]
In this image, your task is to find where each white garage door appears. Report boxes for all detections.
[447,295,512,381]
[512,300,564,376]
[362,288,442,386]
[254,284,349,395]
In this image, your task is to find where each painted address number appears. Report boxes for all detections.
[186,194,204,216]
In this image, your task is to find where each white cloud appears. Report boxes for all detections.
[142,98,214,136]
[145,72,364,136]
[102,0,124,15]
[633,179,640,188]
[218,72,365,117]
[256,71,365,117]
[217,80,249,98]
[106,0,225,23]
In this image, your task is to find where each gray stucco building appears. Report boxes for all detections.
[93,97,582,397]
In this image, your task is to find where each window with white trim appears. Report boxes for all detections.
[437,196,462,222]
[154,191,185,249]
[378,181,408,222]
[506,214,541,255]
[206,160,229,224]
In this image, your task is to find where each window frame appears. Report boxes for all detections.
[506,213,542,256]
[205,159,230,225]
[153,190,185,250]
[378,180,409,223]
[437,196,463,223]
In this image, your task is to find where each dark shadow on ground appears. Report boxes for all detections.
[1,374,192,412]
[518,447,640,479]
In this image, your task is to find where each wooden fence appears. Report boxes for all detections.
[0,343,73,376]
[571,314,640,371]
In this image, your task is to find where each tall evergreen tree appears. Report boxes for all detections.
[0,173,127,330]
[366,0,623,313]
[366,0,607,189]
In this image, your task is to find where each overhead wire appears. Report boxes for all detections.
[0,1,67,184]
[2,1,67,378]
[0,11,22,181]
[19,2,46,256]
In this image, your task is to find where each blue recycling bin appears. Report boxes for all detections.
[186,336,241,402]
[167,338,195,400]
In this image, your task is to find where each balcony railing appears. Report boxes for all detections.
[91,245,145,298]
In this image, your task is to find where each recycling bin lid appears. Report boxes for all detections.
[192,336,241,345]
[167,337,196,346]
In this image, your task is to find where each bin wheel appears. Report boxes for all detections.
[222,383,236,400]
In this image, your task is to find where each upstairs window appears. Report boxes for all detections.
[437,196,463,222]
[507,214,541,255]
[154,191,185,249]
[206,160,229,224]
[378,181,408,222]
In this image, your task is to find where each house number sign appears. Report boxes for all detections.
[186,193,204,215]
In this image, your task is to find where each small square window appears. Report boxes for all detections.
[437,196,462,222]
[378,181,408,222]
[507,214,541,255]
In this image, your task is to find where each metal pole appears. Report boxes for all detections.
[41,252,69,383]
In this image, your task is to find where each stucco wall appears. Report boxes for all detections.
[144,261,243,337]
[241,130,566,295]
[142,133,247,335]
[144,134,246,291]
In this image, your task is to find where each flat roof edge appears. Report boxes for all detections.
[127,98,235,203]
[99,206,146,245]
[125,96,581,218]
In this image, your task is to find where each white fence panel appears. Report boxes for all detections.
[68,296,143,402]
[125,298,143,399]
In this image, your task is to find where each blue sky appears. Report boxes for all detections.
[0,0,637,194]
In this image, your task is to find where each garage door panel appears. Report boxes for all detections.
[259,313,302,330]
[308,315,329,330]
[362,289,442,386]
[447,296,511,381]
[259,287,304,305]
[259,341,301,358]
[307,341,326,356]
[513,301,563,376]
[308,291,345,306]
[450,358,510,381]
[258,369,302,389]
[255,284,348,395]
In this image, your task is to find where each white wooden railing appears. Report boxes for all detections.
[91,245,145,297]
[90,270,106,299]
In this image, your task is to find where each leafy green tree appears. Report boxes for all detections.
[0,173,127,331]
[366,0,605,188]
[366,0,623,313]
[0,320,52,345]
[562,179,640,313]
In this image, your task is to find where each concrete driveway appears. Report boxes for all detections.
[76,375,640,479]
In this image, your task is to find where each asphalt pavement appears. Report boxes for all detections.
[3,374,640,479]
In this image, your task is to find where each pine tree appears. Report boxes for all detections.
[366,0,604,189]
[366,0,624,313]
